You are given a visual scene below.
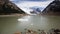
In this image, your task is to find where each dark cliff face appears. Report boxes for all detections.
[42,0,60,15]
[0,0,26,15]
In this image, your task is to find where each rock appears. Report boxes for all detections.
[42,0,60,15]
[0,0,26,15]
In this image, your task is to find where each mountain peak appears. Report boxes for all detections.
[0,0,26,15]
[42,0,60,15]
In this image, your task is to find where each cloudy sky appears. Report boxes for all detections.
[10,0,54,14]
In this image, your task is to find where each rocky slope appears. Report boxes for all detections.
[42,0,60,15]
[0,0,26,15]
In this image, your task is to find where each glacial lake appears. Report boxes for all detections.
[0,15,60,34]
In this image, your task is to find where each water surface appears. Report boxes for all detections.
[0,15,60,34]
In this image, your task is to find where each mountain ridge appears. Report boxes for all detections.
[42,0,60,15]
[0,0,26,15]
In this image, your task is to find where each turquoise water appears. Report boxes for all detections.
[0,15,60,34]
